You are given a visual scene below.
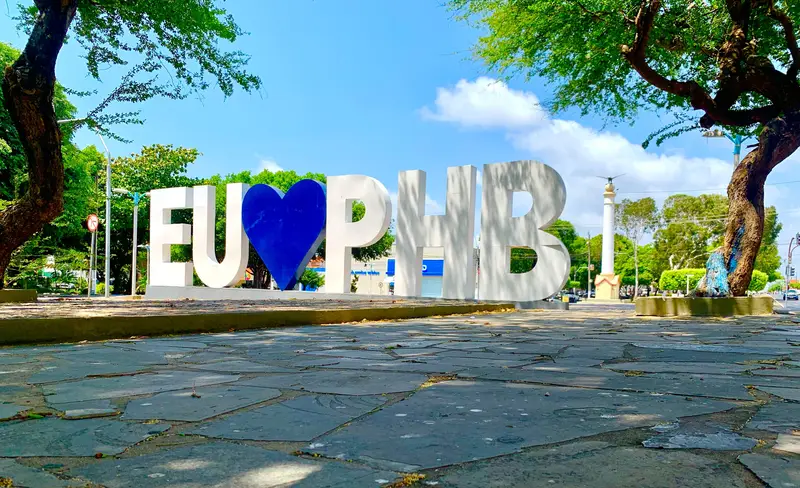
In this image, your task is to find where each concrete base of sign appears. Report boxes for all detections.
[0,289,37,304]
[145,286,569,310]
[594,273,620,300]
[635,296,774,317]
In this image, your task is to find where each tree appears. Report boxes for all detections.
[0,1,260,288]
[651,194,781,281]
[617,197,658,297]
[452,0,800,296]
[299,269,325,290]
[109,145,200,294]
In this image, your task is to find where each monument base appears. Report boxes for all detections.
[593,273,620,300]
[0,289,37,304]
[635,296,773,317]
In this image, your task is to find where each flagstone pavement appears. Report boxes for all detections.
[2,305,800,487]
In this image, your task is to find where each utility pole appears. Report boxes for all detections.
[787,233,800,299]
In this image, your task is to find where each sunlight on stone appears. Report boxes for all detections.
[164,459,215,471]
[617,414,661,425]
[233,463,321,485]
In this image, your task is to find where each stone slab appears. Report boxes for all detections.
[624,343,782,363]
[190,394,387,441]
[311,380,735,469]
[642,421,757,450]
[67,441,399,487]
[746,403,800,433]
[0,403,27,420]
[739,453,800,488]
[635,296,773,317]
[755,386,800,402]
[436,441,749,488]
[122,385,281,421]
[0,459,70,487]
[27,359,158,384]
[320,358,468,374]
[773,434,800,454]
[603,362,752,375]
[43,371,240,404]
[0,289,36,303]
[0,417,169,457]
[464,367,757,400]
[63,408,120,420]
[180,360,296,374]
[305,349,396,360]
[240,370,426,395]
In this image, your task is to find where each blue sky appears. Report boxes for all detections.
[2,0,799,261]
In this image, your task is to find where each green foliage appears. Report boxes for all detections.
[769,282,784,293]
[659,269,706,291]
[510,247,536,273]
[660,268,767,292]
[95,282,113,295]
[790,282,800,290]
[566,280,581,289]
[748,270,769,292]
[13,1,260,140]
[299,269,325,290]
[107,145,201,293]
[450,0,798,136]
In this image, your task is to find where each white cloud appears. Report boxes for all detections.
[422,78,735,240]
[420,77,548,129]
[257,159,283,173]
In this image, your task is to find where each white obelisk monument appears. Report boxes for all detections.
[594,179,620,300]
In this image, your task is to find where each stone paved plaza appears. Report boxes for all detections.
[1,305,800,486]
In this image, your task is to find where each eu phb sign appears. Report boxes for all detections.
[148,161,570,301]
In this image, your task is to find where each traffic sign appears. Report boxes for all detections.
[86,214,99,233]
[589,264,595,271]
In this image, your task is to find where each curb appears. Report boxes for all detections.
[0,303,515,346]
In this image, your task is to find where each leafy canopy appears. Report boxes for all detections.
[14,0,261,137]
[451,0,800,141]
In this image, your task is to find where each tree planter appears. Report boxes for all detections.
[635,296,773,317]
[0,289,37,304]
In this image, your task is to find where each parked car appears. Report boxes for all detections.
[785,289,799,300]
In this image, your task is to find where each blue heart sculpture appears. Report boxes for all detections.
[241,180,326,290]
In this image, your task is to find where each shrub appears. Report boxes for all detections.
[748,270,768,292]
[769,282,784,292]
[95,283,113,295]
[659,269,705,291]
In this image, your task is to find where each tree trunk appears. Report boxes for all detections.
[0,1,77,289]
[723,112,800,296]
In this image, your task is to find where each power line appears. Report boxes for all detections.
[618,179,800,195]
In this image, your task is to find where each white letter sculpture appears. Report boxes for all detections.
[193,184,250,288]
[149,187,193,287]
[395,166,477,298]
[479,161,570,301]
[326,175,392,293]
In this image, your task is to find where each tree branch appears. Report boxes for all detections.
[767,0,800,79]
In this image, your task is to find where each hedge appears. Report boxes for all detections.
[748,270,768,292]
[660,268,769,292]
[659,269,705,291]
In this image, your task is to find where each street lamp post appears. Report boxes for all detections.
[113,188,149,295]
[702,129,749,171]
[787,233,800,299]
[56,117,113,298]
[97,134,112,298]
